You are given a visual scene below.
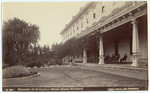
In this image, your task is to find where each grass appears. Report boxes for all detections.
[3,66,147,88]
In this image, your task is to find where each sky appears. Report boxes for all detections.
[2,2,87,47]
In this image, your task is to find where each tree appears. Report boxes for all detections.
[51,43,65,60]
[3,18,40,65]
[50,30,101,62]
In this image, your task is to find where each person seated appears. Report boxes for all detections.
[120,54,127,62]
[109,54,115,63]
[104,55,110,63]
[113,54,120,62]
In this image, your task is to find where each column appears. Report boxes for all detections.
[83,49,87,63]
[99,35,105,64]
[131,18,140,66]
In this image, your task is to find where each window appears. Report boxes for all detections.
[113,1,117,5]
[67,31,69,37]
[93,8,96,19]
[77,22,79,30]
[81,18,83,27]
[81,22,83,27]
[72,25,75,33]
[102,6,105,13]
[70,30,72,35]
[69,28,71,36]
[86,12,89,24]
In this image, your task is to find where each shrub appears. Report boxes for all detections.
[30,71,38,75]
[36,62,45,68]
[56,60,62,66]
[26,62,36,68]
[3,65,31,79]
[48,59,57,66]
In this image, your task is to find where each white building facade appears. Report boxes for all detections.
[60,1,147,67]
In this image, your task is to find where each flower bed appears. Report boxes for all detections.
[3,65,38,79]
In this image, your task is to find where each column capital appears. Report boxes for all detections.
[99,34,103,38]
[131,18,138,25]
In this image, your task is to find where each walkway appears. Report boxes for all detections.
[74,63,148,80]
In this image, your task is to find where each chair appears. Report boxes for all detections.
[113,54,120,62]
[109,54,115,63]
[104,55,110,63]
[120,54,127,62]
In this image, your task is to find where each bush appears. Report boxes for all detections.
[3,65,31,79]
[48,59,57,66]
[30,71,38,75]
[56,60,62,66]
[26,62,36,68]
[36,62,45,68]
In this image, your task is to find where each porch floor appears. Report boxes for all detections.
[74,63,148,72]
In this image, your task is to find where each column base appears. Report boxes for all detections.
[131,54,141,67]
[98,56,104,64]
[83,58,87,63]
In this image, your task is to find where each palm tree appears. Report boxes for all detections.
[3,18,40,65]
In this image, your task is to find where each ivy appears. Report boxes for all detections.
[57,31,101,59]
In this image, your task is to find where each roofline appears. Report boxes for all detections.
[60,2,96,35]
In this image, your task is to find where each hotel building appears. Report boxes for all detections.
[60,1,147,67]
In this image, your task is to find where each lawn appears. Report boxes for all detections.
[3,66,147,88]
